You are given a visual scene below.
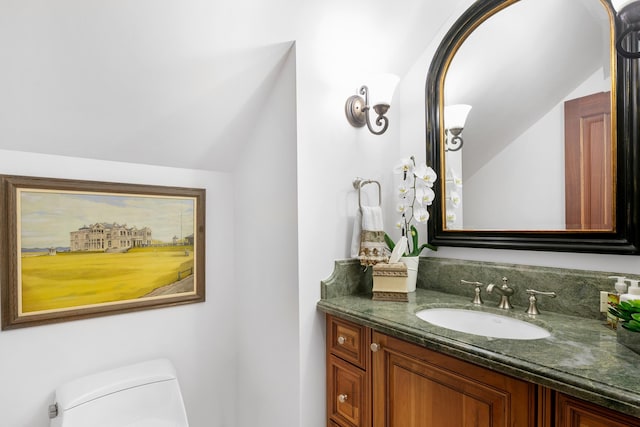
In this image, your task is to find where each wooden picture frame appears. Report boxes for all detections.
[0,175,205,330]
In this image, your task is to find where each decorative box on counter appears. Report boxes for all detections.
[372,262,409,302]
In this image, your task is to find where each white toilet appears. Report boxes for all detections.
[49,359,189,427]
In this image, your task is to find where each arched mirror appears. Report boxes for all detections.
[426,0,640,253]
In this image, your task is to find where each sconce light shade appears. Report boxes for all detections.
[444,104,472,129]
[444,104,472,152]
[367,74,400,107]
[345,73,400,135]
[612,0,640,58]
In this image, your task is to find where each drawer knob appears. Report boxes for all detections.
[370,343,381,352]
[338,394,348,403]
[337,336,347,345]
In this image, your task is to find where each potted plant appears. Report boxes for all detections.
[384,156,437,291]
[608,300,640,354]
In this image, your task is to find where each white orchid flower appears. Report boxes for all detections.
[414,208,430,224]
[449,191,461,207]
[391,155,438,255]
[393,158,414,174]
[397,183,410,198]
[447,168,463,188]
[446,212,457,224]
[414,163,437,187]
[416,187,435,206]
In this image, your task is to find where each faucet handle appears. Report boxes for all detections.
[460,280,484,305]
[525,289,557,315]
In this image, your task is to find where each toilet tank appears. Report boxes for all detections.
[50,359,189,427]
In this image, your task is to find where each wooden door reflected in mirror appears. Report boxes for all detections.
[564,91,612,231]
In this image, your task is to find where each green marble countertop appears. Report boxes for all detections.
[317,289,640,418]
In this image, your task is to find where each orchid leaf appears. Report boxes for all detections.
[417,243,438,253]
[384,233,395,252]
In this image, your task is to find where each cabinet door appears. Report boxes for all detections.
[372,332,535,427]
[556,393,640,427]
[327,354,371,427]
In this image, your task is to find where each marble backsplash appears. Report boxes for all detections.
[321,257,640,320]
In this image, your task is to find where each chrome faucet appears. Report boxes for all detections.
[486,277,514,309]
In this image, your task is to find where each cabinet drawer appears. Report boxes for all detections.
[327,316,369,369]
[327,354,370,427]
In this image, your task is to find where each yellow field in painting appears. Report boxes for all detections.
[21,246,194,313]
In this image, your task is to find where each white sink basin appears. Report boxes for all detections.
[415,308,550,340]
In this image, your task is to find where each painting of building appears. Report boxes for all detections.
[70,222,152,252]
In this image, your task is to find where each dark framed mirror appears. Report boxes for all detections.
[426,0,640,254]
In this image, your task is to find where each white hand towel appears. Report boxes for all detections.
[354,206,388,266]
[361,206,383,231]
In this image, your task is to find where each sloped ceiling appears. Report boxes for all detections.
[0,0,462,171]
[0,0,304,171]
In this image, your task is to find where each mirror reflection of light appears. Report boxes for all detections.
[444,104,472,129]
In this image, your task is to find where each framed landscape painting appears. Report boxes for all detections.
[0,175,205,329]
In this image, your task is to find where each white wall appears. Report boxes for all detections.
[234,44,299,427]
[0,151,236,427]
[464,104,566,229]
[294,1,470,425]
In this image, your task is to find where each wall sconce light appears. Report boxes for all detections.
[612,0,640,58]
[345,74,400,135]
[444,104,472,152]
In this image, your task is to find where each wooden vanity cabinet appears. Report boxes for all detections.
[325,314,640,427]
[371,331,535,427]
[555,392,640,427]
[326,314,534,426]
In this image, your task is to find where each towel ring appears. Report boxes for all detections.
[353,178,382,209]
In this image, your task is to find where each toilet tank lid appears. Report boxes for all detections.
[54,359,179,411]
